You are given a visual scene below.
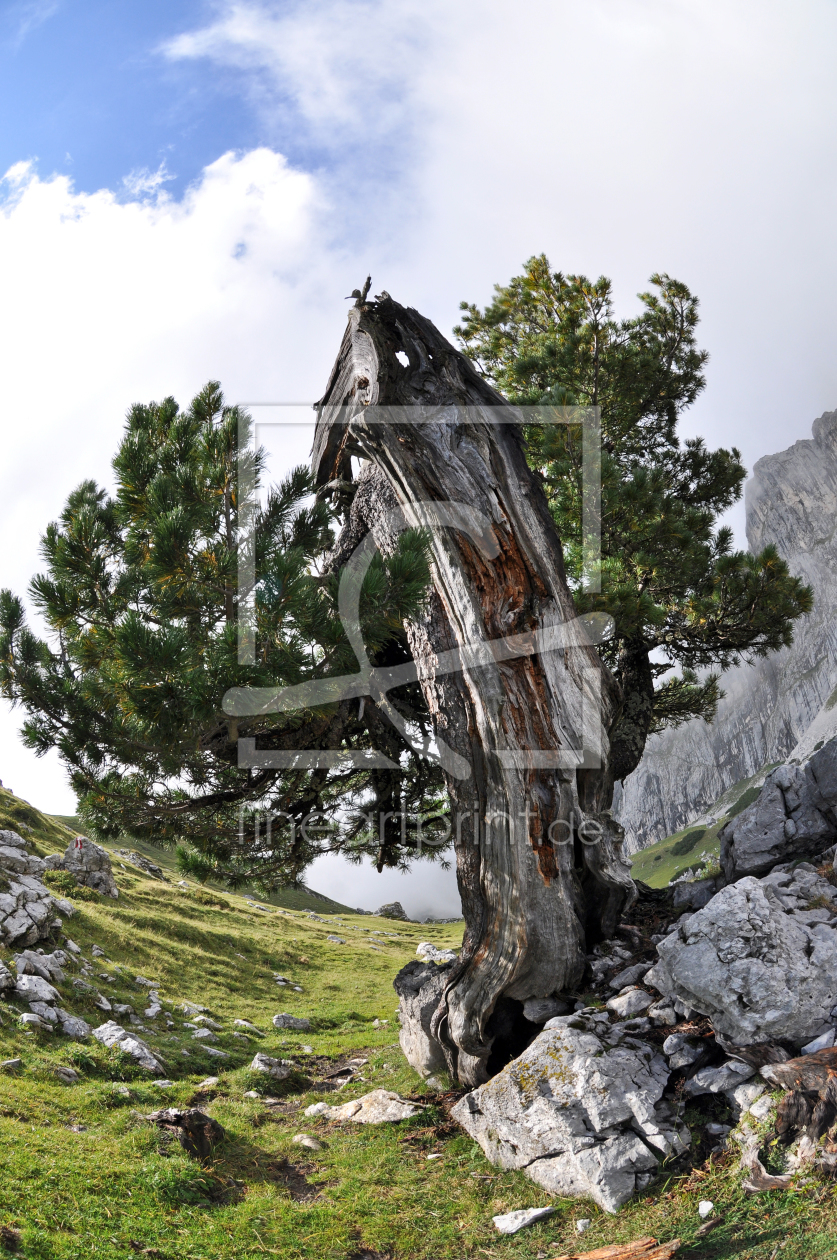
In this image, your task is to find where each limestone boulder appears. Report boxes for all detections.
[320,1089,423,1124]
[393,959,451,1078]
[0,830,73,946]
[92,1021,162,1072]
[646,875,837,1045]
[451,1011,686,1213]
[62,837,119,898]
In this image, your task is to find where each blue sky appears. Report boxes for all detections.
[2,0,837,913]
[0,2,256,196]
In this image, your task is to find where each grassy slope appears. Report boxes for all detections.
[0,801,833,1256]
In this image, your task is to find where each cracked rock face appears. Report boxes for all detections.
[720,745,837,881]
[0,829,74,947]
[450,1012,687,1213]
[60,837,119,899]
[646,872,837,1045]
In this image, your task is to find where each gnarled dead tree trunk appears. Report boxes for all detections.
[313,292,635,1085]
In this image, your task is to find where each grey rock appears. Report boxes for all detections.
[62,837,119,898]
[15,973,60,1004]
[802,1028,836,1053]
[28,1001,59,1024]
[608,962,651,990]
[720,757,837,882]
[393,959,451,1078]
[114,849,168,880]
[662,1033,704,1069]
[250,1053,293,1080]
[451,1012,683,1213]
[54,1066,81,1084]
[319,1089,423,1124]
[376,901,408,921]
[492,1207,556,1235]
[606,989,654,1019]
[202,1047,229,1059]
[292,1133,324,1150]
[683,1059,754,1096]
[1,1058,23,1072]
[326,935,346,944]
[522,996,573,1024]
[19,1012,49,1029]
[272,1013,311,1031]
[646,876,837,1045]
[672,876,722,911]
[91,945,107,958]
[726,1079,766,1115]
[647,1001,678,1027]
[14,949,66,982]
[193,1015,222,1030]
[192,1029,218,1042]
[415,941,458,964]
[57,1011,91,1039]
[0,831,75,947]
[92,1021,162,1072]
[0,963,15,990]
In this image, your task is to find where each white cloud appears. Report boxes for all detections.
[0,147,349,812]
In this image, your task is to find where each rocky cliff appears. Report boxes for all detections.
[617,409,837,852]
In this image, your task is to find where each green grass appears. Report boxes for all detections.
[1,803,836,1255]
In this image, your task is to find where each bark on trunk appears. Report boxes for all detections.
[609,642,655,784]
[313,293,635,1084]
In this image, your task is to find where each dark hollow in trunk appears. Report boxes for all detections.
[313,292,635,1084]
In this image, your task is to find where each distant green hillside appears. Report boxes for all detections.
[629,763,781,888]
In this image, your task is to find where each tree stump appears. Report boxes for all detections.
[313,292,634,1084]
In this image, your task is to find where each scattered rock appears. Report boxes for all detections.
[192,1029,218,1042]
[19,1012,49,1030]
[697,1200,714,1220]
[292,1133,324,1150]
[575,1217,592,1234]
[606,989,654,1019]
[152,1079,174,1088]
[317,1089,424,1124]
[304,1101,330,1117]
[0,1058,23,1073]
[272,1013,311,1031]
[233,1019,263,1034]
[114,850,168,880]
[194,1076,219,1089]
[91,945,107,958]
[452,1011,685,1213]
[15,974,60,1004]
[61,837,119,898]
[202,1047,229,1059]
[492,1206,556,1235]
[802,1028,836,1054]
[193,1016,222,1030]
[326,935,346,944]
[92,1021,163,1072]
[376,902,408,921]
[53,1066,81,1084]
[180,1001,207,1014]
[672,876,723,911]
[609,962,652,990]
[250,1053,293,1080]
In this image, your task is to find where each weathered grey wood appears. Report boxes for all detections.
[313,293,634,1084]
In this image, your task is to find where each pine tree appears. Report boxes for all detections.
[455,258,813,781]
[0,383,444,889]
